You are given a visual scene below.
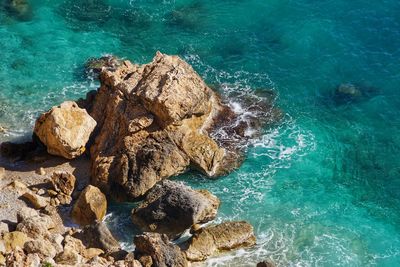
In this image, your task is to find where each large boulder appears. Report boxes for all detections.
[34,101,97,159]
[182,221,256,261]
[87,52,245,201]
[131,180,220,238]
[71,185,107,226]
[134,232,188,267]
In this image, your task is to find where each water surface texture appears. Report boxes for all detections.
[1,0,400,266]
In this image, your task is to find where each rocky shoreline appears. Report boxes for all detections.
[0,52,280,266]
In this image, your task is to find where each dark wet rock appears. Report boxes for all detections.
[257,260,276,267]
[182,221,256,261]
[73,221,121,254]
[131,180,220,238]
[85,55,124,79]
[134,232,188,267]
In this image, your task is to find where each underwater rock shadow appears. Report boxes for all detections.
[1,0,33,22]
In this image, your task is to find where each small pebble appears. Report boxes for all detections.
[37,188,46,196]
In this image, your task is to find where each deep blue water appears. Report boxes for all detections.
[1,0,400,266]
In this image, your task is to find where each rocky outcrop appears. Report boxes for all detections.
[87,52,249,201]
[182,221,256,261]
[134,232,188,267]
[71,185,107,226]
[51,171,76,196]
[34,101,97,159]
[131,180,219,238]
[85,55,124,79]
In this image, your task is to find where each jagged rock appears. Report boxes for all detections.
[183,221,256,261]
[5,247,26,266]
[257,260,276,267]
[22,191,49,209]
[74,221,120,254]
[1,231,29,253]
[88,52,245,201]
[131,180,219,238]
[85,55,124,78]
[34,101,97,159]
[47,233,64,254]
[134,232,188,267]
[16,214,54,239]
[51,171,76,196]
[57,193,73,205]
[16,207,39,222]
[71,185,107,225]
[24,238,57,258]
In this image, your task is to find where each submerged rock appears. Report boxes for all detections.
[333,83,380,104]
[34,101,97,159]
[182,221,256,261]
[134,232,188,267]
[131,180,220,238]
[71,185,107,226]
[3,0,32,21]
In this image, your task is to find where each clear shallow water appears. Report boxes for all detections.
[1,0,400,266]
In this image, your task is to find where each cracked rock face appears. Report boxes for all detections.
[83,52,280,201]
[87,52,233,201]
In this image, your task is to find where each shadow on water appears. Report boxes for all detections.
[1,0,33,22]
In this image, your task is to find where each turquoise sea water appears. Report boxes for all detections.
[1,0,400,266]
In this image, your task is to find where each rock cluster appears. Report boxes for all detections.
[1,52,283,265]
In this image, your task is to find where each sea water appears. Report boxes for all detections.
[1,0,400,266]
